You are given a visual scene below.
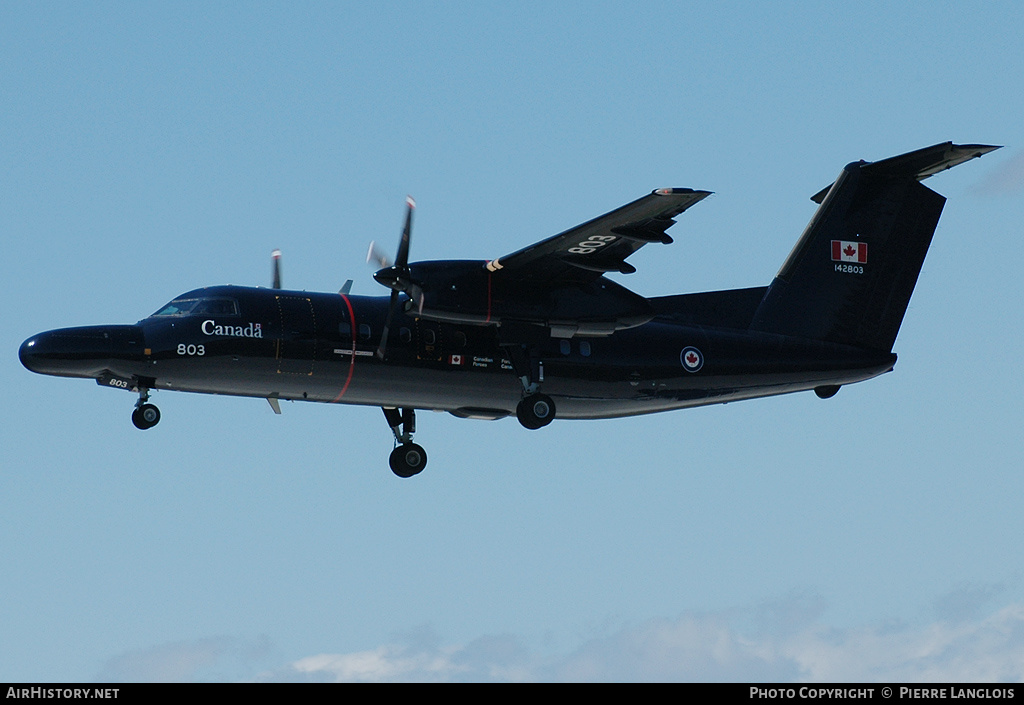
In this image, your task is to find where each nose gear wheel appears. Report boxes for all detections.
[382,407,428,477]
[131,388,160,430]
[389,443,427,478]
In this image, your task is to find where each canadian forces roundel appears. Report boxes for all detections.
[680,346,704,372]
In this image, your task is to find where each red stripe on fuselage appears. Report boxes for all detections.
[332,294,358,402]
[485,270,492,324]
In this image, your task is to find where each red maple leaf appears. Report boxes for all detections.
[686,352,698,365]
[844,244,856,258]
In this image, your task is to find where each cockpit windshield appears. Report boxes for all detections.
[151,297,239,317]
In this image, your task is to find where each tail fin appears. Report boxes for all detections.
[749,142,998,351]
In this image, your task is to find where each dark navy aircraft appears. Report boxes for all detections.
[20,142,997,477]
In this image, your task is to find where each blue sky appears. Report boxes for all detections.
[3,1,1023,682]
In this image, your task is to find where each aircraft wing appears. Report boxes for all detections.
[486,188,711,288]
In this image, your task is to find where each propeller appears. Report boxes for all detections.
[370,196,423,359]
[271,249,282,289]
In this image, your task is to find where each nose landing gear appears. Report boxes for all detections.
[383,407,427,478]
[389,442,427,478]
[131,388,161,430]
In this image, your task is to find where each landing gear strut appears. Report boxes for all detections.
[383,407,427,478]
[131,387,160,430]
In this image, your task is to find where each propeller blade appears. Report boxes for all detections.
[272,249,282,289]
[371,196,419,360]
[367,196,416,279]
[366,241,391,269]
[395,196,415,268]
[409,282,425,316]
[376,289,400,360]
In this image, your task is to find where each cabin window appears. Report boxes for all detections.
[559,340,571,356]
[579,341,592,357]
[454,331,467,348]
[358,323,371,342]
[423,329,436,345]
[399,327,412,344]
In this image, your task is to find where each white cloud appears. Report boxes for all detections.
[99,596,1024,682]
[273,600,1024,682]
[271,632,536,683]
[786,604,1024,683]
[290,646,466,683]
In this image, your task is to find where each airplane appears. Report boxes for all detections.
[19,142,998,477]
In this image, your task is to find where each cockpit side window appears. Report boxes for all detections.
[151,297,238,317]
[193,298,239,316]
[152,299,200,317]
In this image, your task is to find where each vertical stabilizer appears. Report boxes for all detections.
[749,142,997,351]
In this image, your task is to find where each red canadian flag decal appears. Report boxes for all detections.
[831,240,868,263]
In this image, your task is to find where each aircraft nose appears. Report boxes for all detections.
[18,335,42,372]
[19,325,145,378]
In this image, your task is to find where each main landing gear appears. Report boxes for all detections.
[504,344,556,430]
[383,407,427,478]
[131,387,161,430]
[517,393,555,430]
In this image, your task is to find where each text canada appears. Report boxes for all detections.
[201,320,263,338]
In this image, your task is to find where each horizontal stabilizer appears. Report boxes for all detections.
[811,142,1000,203]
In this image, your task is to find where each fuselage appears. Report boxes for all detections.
[19,284,896,420]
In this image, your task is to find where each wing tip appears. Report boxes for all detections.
[653,187,713,196]
[954,142,1002,155]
